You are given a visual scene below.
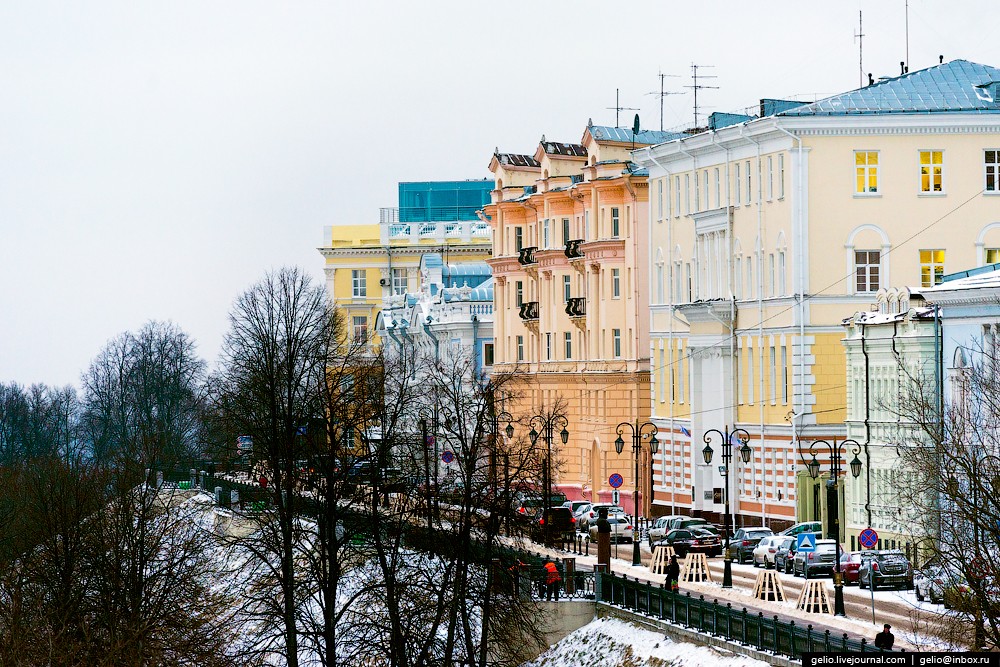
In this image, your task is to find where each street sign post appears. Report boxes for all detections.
[859,527,878,549]
[441,451,454,464]
[796,532,817,553]
[612,489,620,505]
[609,473,623,489]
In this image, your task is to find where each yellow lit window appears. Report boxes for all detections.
[986,248,1000,264]
[920,249,945,287]
[855,151,879,193]
[919,150,944,193]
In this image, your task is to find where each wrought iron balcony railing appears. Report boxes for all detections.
[565,297,586,318]
[518,301,539,320]
[564,239,584,259]
[517,246,537,265]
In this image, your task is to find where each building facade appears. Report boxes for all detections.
[484,123,678,515]
[635,59,1000,529]
[319,180,493,346]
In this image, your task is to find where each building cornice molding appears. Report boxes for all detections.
[319,244,491,259]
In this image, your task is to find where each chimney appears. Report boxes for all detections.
[868,73,874,86]
[900,61,906,75]
[939,54,944,64]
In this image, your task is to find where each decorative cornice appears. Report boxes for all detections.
[319,244,490,259]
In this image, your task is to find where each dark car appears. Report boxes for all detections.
[727,527,775,564]
[793,539,840,579]
[779,521,823,537]
[529,506,577,543]
[774,536,797,573]
[858,550,913,591]
[839,551,863,584]
[657,527,722,557]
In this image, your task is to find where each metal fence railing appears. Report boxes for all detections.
[598,572,903,659]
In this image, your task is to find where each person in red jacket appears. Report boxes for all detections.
[543,561,561,601]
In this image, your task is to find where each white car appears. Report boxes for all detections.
[647,515,686,543]
[588,515,634,543]
[578,503,626,531]
[752,535,785,568]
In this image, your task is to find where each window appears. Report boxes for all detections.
[352,270,367,297]
[655,262,664,304]
[769,345,776,404]
[562,217,570,244]
[584,211,590,240]
[611,207,620,237]
[745,160,752,202]
[675,176,681,216]
[391,268,407,295]
[685,263,692,301]
[767,156,774,199]
[515,281,523,307]
[919,150,944,193]
[987,150,1000,192]
[564,332,572,359]
[483,342,494,366]
[352,316,368,342]
[714,168,720,208]
[546,333,552,360]
[746,260,754,300]
[703,171,709,210]
[855,151,879,193]
[735,256,743,299]
[684,174,690,214]
[734,163,741,205]
[657,180,663,220]
[920,249,946,287]
[778,251,786,295]
[694,172,700,211]
[542,219,550,248]
[781,345,788,404]
[778,154,785,198]
[514,226,523,252]
[768,254,775,297]
[612,329,622,358]
[746,342,754,404]
[612,268,621,298]
[666,178,672,218]
[987,248,1000,264]
[855,250,880,293]
[516,335,524,361]
[563,275,571,302]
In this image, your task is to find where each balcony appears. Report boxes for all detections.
[517,246,538,266]
[565,297,586,318]
[564,239,584,259]
[518,301,539,321]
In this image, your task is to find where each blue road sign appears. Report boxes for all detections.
[796,532,817,552]
[441,450,454,464]
[859,527,878,549]
[609,473,624,489]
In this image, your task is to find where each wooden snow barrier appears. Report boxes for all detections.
[680,552,713,583]
[752,569,786,602]
[649,544,675,574]
[796,580,833,614]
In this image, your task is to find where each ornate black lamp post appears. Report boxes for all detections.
[528,414,569,544]
[702,426,752,588]
[615,420,659,566]
[806,438,863,617]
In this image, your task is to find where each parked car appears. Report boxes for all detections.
[915,564,951,604]
[578,503,626,532]
[727,527,775,564]
[648,515,686,543]
[780,521,824,537]
[793,539,840,579]
[774,536,798,573]
[561,500,590,516]
[588,515,633,543]
[858,550,913,591]
[529,506,577,543]
[657,527,722,557]
[839,551,863,584]
[514,491,568,523]
[669,517,716,532]
[752,535,786,568]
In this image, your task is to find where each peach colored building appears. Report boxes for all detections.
[484,122,679,515]
[635,59,1000,532]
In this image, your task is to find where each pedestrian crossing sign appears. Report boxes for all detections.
[796,532,817,552]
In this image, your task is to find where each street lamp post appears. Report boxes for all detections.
[615,420,659,566]
[806,438,863,617]
[702,426,752,589]
[528,414,569,546]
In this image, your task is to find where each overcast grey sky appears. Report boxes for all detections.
[2,1,997,388]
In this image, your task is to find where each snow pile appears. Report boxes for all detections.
[524,617,770,667]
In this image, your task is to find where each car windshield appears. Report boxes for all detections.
[691,528,717,537]
[747,530,772,537]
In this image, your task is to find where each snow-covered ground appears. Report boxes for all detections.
[523,617,770,667]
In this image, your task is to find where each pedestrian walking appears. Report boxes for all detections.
[666,554,680,593]
[543,560,562,601]
[874,623,894,650]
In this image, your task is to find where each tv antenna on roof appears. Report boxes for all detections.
[854,10,865,88]
[606,88,639,128]
[685,64,718,129]
[646,70,684,131]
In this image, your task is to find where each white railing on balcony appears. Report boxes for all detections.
[380,219,492,245]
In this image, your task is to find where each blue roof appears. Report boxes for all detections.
[442,262,491,288]
[780,60,1000,116]
[588,125,686,144]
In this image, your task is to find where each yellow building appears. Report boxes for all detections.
[635,59,1000,532]
[319,181,493,345]
[485,122,679,515]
